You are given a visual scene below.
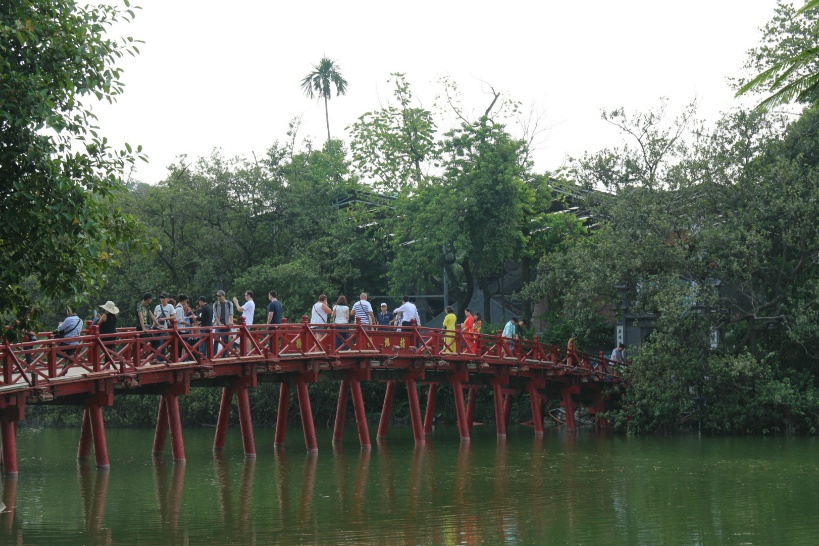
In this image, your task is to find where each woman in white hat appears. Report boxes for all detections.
[97,301,120,336]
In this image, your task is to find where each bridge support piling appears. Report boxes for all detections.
[236,382,256,457]
[275,382,290,447]
[1,413,18,476]
[78,407,93,460]
[332,380,349,443]
[152,397,169,455]
[492,382,507,438]
[350,379,371,448]
[561,387,578,432]
[213,386,234,451]
[527,385,544,435]
[423,383,438,434]
[466,386,478,429]
[405,379,425,445]
[593,392,608,430]
[451,381,470,441]
[88,403,110,469]
[503,394,513,431]
[296,379,318,452]
[377,380,396,439]
[165,393,186,463]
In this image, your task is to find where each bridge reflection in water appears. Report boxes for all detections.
[0,319,627,475]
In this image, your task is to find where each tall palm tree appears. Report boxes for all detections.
[301,57,348,145]
[737,0,819,111]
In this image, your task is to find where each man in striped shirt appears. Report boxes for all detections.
[351,292,375,325]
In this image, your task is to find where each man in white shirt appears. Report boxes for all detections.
[233,291,256,326]
[351,292,375,325]
[393,296,419,327]
[153,292,175,329]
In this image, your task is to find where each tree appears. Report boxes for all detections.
[391,118,528,322]
[0,0,147,333]
[528,101,819,434]
[736,0,819,110]
[348,73,438,193]
[301,57,348,145]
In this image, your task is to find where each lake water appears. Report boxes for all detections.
[2,425,817,545]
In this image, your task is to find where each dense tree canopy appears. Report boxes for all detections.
[0,0,147,336]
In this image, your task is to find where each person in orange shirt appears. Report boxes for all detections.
[462,308,475,353]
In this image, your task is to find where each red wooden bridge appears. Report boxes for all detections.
[0,319,627,475]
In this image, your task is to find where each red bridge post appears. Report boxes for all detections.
[377,380,396,439]
[296,378,318,452]
[423,383,438,435]
[450,379,470,441]
[78,408,93,460]
[349,377,371,448]
[235,380,256,457]
[153,397,168,455]
[561,385,580,432]
[1,409,19,476]
[405,377,425,445]
[466,386,478,429]
[87,402,110,469]
[274,382,290,448]
[492,379,507,438]
[527,384,544,436]
[213,385,235,451]
[332,380,349,443]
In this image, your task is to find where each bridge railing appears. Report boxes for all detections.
[0,319,628,389]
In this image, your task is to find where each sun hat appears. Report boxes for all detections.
[99,301,120,314]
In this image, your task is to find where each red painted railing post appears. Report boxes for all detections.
[423,383,438,434]
[301,316,310,353]
[275,382,290,447]
[377,380,396,439]
[2,341,12,385]
[350,378,371,448]
[333,380,349,443]
[88,325,101,373]
[296,379,318,453]
[236,381,256,457]
[213,385,234,451]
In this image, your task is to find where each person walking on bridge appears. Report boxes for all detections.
[233,291,256,326]
[267,291,283,325]
[351,292,375,326]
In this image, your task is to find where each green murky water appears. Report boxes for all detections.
[2,425,817,545]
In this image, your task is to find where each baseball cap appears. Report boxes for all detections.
[160,291,170,298]
[380,303,387,307]
[216,289,226,297]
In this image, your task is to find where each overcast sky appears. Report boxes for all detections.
[93,0,782,184]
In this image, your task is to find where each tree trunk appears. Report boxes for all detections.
[521,255,532,323]
[324,95,331,145]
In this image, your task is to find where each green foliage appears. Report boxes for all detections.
[0,0,148,332]
[736,0,819,110]
[348,73,439,193]
[533,100,819,434]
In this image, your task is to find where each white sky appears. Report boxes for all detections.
[93,0,782,184]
